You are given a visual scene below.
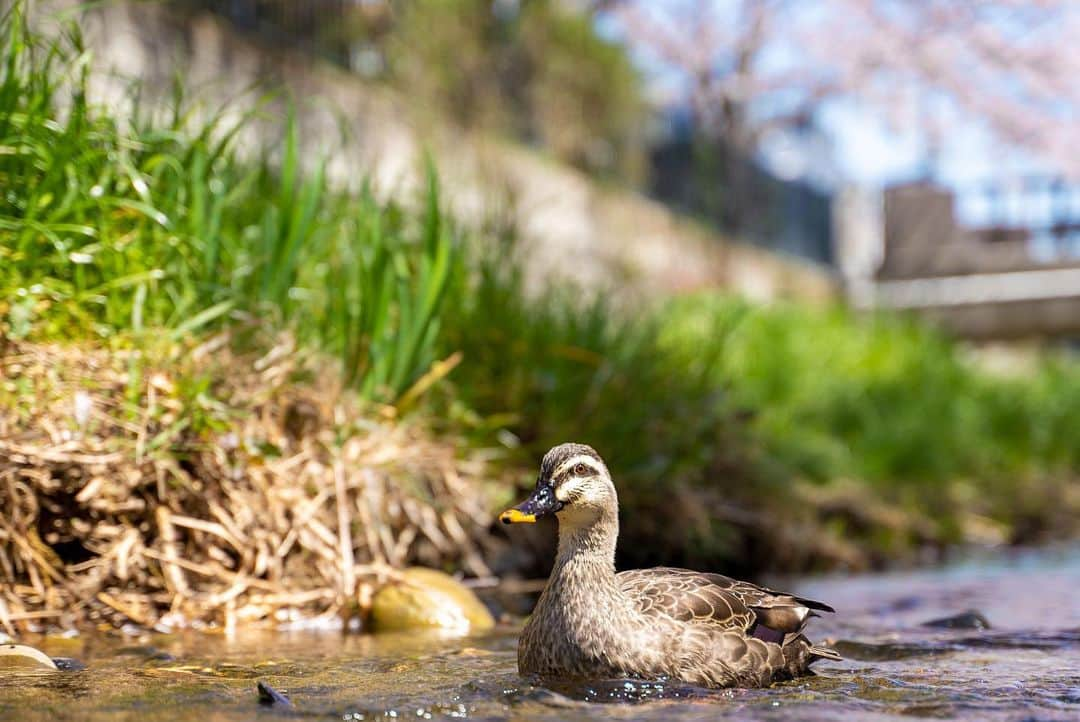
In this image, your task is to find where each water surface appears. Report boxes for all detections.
[2,546,1077,721]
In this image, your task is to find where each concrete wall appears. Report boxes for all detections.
[66,1,836,304]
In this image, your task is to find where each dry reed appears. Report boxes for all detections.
[0,334,498,634]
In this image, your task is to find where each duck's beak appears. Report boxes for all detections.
[499,507,537,524]
[499,480,563,524]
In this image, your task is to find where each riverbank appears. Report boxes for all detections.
[0,336,499,633]
[3,320,1078,632]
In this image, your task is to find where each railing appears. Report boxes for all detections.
[955,177,1080,261]
[866,178,1080,338]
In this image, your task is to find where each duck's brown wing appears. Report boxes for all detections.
[617,567,836,649]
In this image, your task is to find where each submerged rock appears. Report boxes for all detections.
[921,610,992,630]
[256,680,294,708]
[50,657,86,671]
[370,568,495,634]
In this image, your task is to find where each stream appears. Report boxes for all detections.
[2,545,1077,721]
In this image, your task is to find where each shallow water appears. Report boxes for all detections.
[2,546,1078,721]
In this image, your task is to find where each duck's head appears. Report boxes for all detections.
[500,443,616,527]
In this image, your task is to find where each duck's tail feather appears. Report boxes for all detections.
[793,595,835,614]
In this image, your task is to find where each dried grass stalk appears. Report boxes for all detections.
[0,336,499,631]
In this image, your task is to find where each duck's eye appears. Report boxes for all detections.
[573,463,589,476]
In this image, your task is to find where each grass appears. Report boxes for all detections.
[664,296,1080,484]
[0,3,455,404]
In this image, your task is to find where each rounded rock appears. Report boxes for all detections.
[370,568,495,634]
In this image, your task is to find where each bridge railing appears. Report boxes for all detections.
[955,178,1080,261]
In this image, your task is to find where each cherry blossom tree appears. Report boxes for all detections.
[597,0,1080,178]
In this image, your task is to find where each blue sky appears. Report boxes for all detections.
[816,99,1039,190]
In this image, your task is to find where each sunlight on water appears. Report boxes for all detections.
[1,547,1077,721]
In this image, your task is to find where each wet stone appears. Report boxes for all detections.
[370,567,495,634]
[51,657,87,672]
[256,680,294,708]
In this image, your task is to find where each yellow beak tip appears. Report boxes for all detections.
[499,509,537,524]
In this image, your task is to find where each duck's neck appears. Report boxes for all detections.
[524,507,633,673]
[549,507,620,588]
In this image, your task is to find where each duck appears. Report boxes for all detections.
[500,442,840,689]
